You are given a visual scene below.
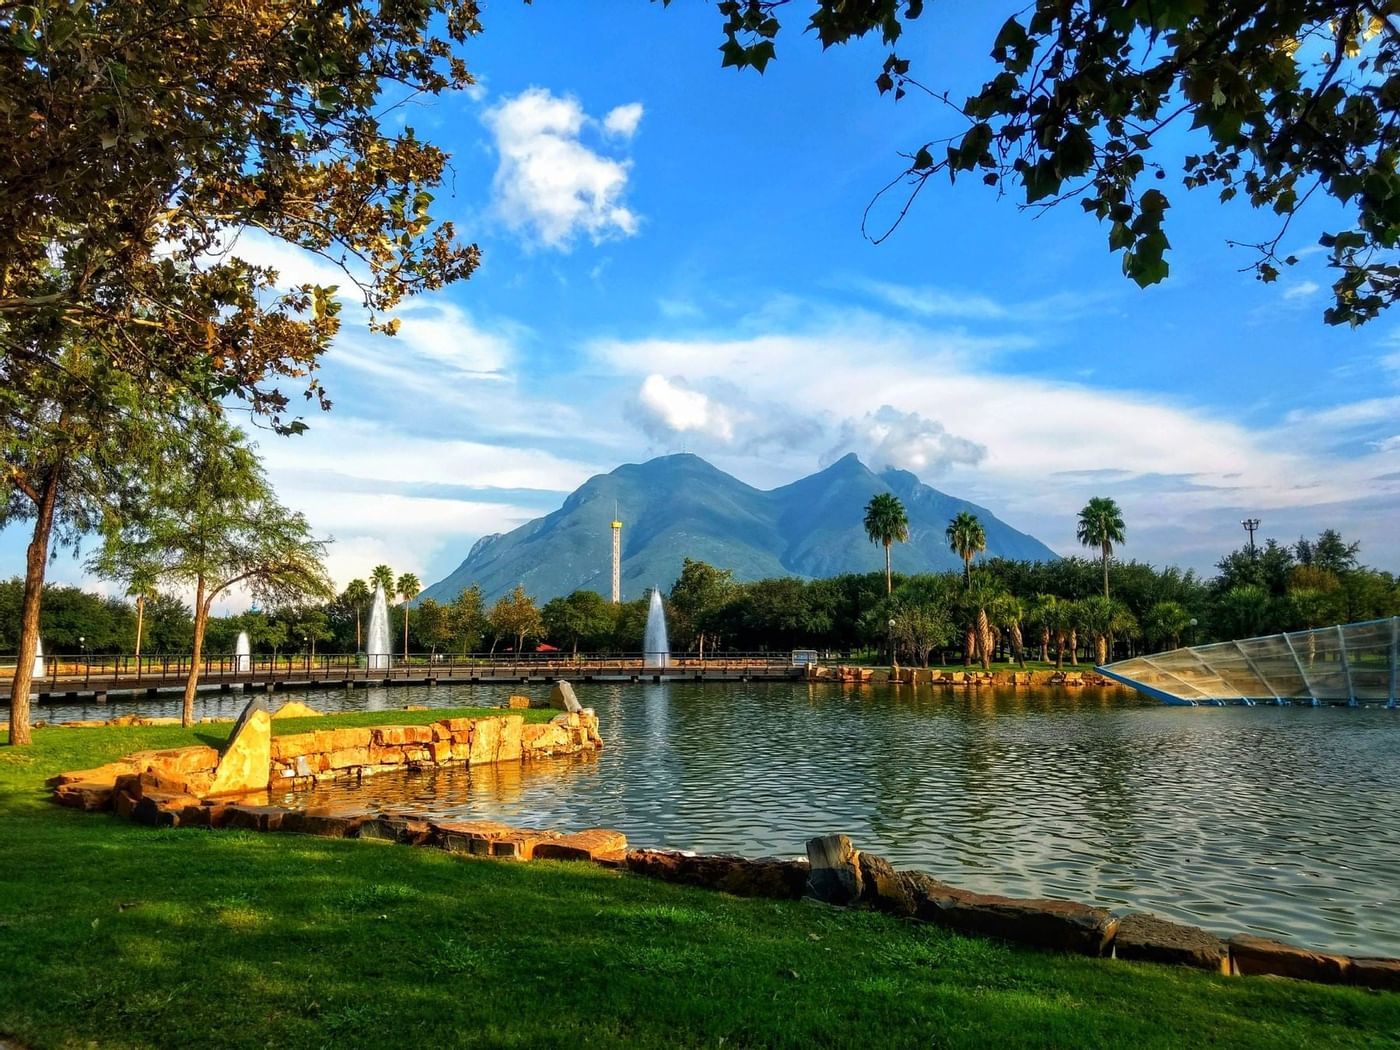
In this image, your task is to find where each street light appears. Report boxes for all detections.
[1241,518,1261,559]
[1188,618,1198,646]
[888,618,897,667]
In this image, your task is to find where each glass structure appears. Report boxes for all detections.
[1098,617,1400,707]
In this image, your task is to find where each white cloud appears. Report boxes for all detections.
[824,405,986,475]
[633,374,737,442]
[484,87,642,249]
[1283,280,1320,300]
[603,102,644,138]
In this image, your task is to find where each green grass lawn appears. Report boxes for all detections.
[1,712,1396,1049]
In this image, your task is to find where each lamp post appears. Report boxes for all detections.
[78,636,85,683]
[1188,618,1198,647]
[888,618,897,668]
[1241,518,1261,559]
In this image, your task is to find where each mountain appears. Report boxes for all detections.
[419,453,1059,604]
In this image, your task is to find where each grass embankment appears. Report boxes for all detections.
[1,712,1396,1049]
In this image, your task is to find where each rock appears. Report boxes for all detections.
[207,699,272,796]
[1114,913,1228,972]
[468,717,502,765]
[506,695,531,709]
[371,725,434,746]
[270,733,320,762]
[1349,957,1400,991]
[497,715,524,763]
[356,812,433,845]
[549,681,583,714]
[858,853,914,916]
[533,828,628,862]
[134,746,220,779]
[271,701,322,719]
[220,804,287,832]
[903,873,1117,956]
[624,849,809,899]
[281,806,370,838]
[805,834,863,906]
[434,819,559,860]
[325,746,370,771]
[1229,935,1351,983]
[52,780,116,811]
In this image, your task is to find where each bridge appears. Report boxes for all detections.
[0,651,808,703]
[1098,616,1400,707]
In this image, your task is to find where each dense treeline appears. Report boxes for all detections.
[6,530,1397,664]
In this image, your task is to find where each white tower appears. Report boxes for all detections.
[610,510,622,605]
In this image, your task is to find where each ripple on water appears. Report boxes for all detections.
[26,679,1400,956]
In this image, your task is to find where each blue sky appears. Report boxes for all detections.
[10,2,1400,598]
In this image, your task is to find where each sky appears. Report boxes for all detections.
[10,2,1400,601]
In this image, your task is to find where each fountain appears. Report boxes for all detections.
[366,583,391,670]
[32,637,44,678]
[643,587,670,669]
[234,631,251,673]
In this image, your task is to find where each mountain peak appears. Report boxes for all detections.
[421,453,1058,603]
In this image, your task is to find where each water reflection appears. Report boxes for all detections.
[19,680,1400,956]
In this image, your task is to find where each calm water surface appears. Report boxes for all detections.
[28,681,1400,956]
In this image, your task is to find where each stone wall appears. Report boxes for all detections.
[49,706,605,819]
[816,666,1114,687]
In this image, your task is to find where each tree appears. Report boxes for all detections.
[1296,529,1362,575]
[696,2,1400,325]
[1,1,481,743]
[945,511,987,586]
[668,559,737,657]
[488,585,543,655]
[1217,584,1275,641]
[963,573,1005,670]
[1077,497,1126,598]
[450,585,487,655]
[542,590,616,655]
[370,565,396,599]
[993,594,1027,667]
[343,579,371,652]
[90,413,331,726]
[126,569,159,660]
[863,493,910,595]
[887,575,957,666]
[413,598,455,656]
[1144,600,1194,651]
[1031,594,1073,670]
[396,572,420,662]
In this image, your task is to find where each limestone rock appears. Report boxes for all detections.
[468,717,502,765]
[533,828,627,861]
[625,849,809,899]
[497,715,524,763]
[858,853,914,916]
[372,725,434,746]
[903,873,1117,956]
[434,819,559,860]
[1115,913,1228,972]
[506,695,531,709]
[549,681,583,714]
[1229,935,1350,983]
[1349,956,1400,991]
[271,701,322,719]
[221,804,287,832]
[207,700,272,796]
[805,834,863,906]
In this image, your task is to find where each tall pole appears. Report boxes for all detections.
[610,515,622,605]
[1241,518,1260,559]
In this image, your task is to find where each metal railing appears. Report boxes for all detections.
[0,650,802,689]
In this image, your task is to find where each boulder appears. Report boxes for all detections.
[858,853,915,916]
[805,834,863,906]
[220,804,287,832]
[372,725,434,746]
[280,806,370,838]
[1114,913,1228,972]
[549,681,584,714]
[356,812,433,845]
[434,819,559,860]
[207,698,272,796]
[533,828,628,862]
[497,715,524,763]
[903,873,1117,956]
[1229,935,1350,983]
[468,717,502,765]
[270,733,320,762]
[506,695,531,709]
[53,779,117,811]
[271,701,323,719]
[1349,957,1400,991]
[625,849,809,899]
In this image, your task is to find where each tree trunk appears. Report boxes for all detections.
[1103,545,1110,598]
[8,465,61,746]
[963,624,975,667]
[403,604,410,663]
[1055,630,1065,670]
[976,607,993,670]
[134,594,146,658]
[1039,626,1050,663]
[1096,633,1108,665]
[699,631,706,659]
[355,609,362,651]
[884,540,892,595]
[181,576,208,728]
[1069,628,1079,665]
[1011,622,1025,667]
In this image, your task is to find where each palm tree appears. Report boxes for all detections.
[964,573,1005,670]
[370,564,395,598]
[995,594,1027,667]
[344,578,371,651]
[396,572,420,662]
[1032,594,1072,669]
[1076,496,1126,598]
[945,511,987,586]
[863,493,910,595]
